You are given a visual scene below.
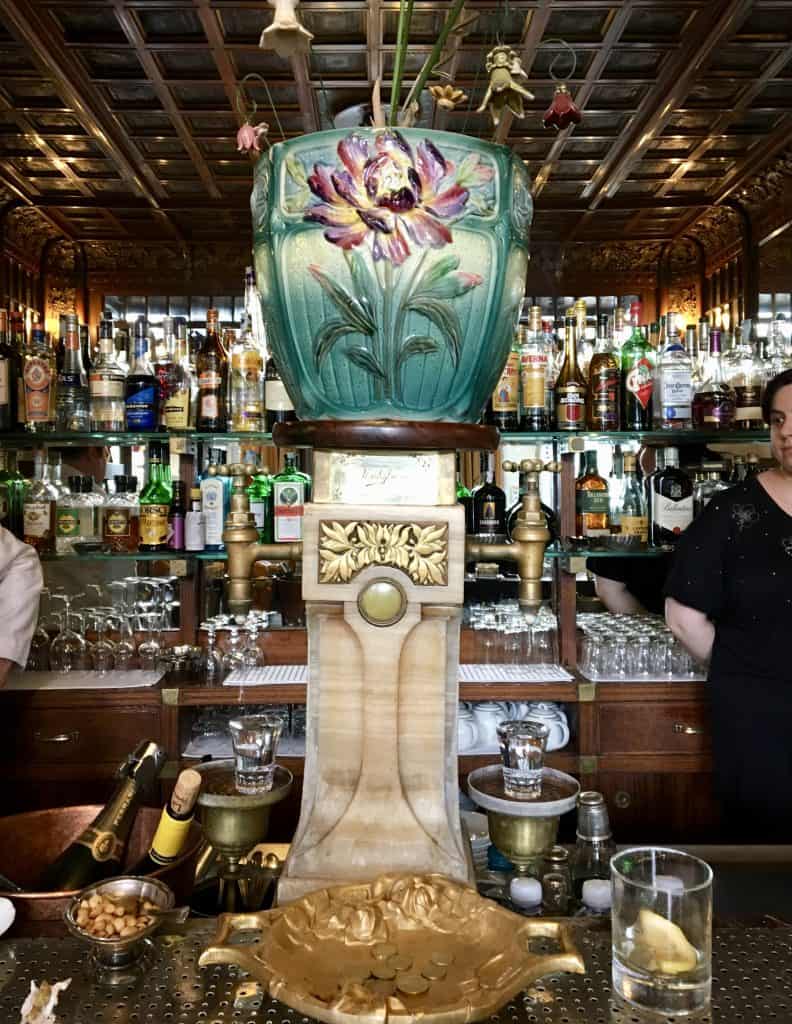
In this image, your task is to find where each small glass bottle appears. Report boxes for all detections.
[273,452,310,543]
[23,449,57,553]
[139,442,172,551]
[90,312,126,431]
[575,450,609,540]
[185,487,204,552]
[569,791,617,900]
[692,328,736,430]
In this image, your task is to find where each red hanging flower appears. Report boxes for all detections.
[542,83,581,131]
[236,121,269,153]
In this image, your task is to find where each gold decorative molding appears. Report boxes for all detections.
[318,520,448,586]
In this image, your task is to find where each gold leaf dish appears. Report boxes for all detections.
[198,872,585,1024]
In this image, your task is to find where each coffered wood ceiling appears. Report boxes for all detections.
[1,0,791,247]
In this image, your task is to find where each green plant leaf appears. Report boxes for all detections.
[412,273,482,301]
[405,297,462,366]
[344,345,386,379]
[285,153,308,188]
[310,266,375,335]
[313,319,359,368]
[455,152,482,188]
[396,335,440,368]
[417,254,459,291]
[344,250,379,322]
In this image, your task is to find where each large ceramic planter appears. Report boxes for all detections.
[252,127,532,422]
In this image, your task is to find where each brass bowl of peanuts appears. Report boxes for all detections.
[64,876,180,978]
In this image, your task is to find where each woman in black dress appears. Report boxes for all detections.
[665,369,792,837]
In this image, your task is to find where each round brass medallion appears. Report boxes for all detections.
[357,579,407,627]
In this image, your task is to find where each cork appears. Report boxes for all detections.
[171,768,202,816]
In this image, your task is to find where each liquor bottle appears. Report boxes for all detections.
[55,313,89,431]
[10,310,27,428]
[488,329,520,430]
[114,317,130,372]
[200,463,226,552]
[569,792,617,900]
[0,308,19,431]
[654,318,692,430]
[587,313,620,431]
[693,461,729,518]
[164,318,193,430]
[264,356,295,432]
[168,480,186,550]
[614,453,648,548]
[725,322,764,430]
[185,487,204,552]
[472,457,506,538]
[519,306,548,431]
[23,449,57,553]
[0,451,25,537]
[244,264,267,352]
[23,318,56,432]
[102,475,140,552]
[692,328,736,430]
[542,317,558,427]
[555,315,587,430]
[246,455,273,543]
[139,442,172,551]
[455,453,474,534]
[764,315,788,381]
[129,768,201,874]
[56,475,86,554]
[196,308,228,432]
[38,740,166,891]
[575,298,594,381]
[649,446,693,547]
[125,316,158,431]
[696,317,710,383]
[608,444,624,536]
[613,306,626,348]
[231,315,264,431]
[89,313,126,431]
[154,316,175,430]
[575,451,609,540]
[79,323,93,375]
[273,452,310,542]
[621,302,654,430]
[55,313,66,375]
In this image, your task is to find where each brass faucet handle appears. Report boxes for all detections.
[502,458,562,474]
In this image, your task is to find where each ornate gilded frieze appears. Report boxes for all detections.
[318,520,448,586]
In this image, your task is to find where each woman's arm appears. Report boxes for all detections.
[594,575,647,615]
[0,527,43,684]
[665,596,715,666]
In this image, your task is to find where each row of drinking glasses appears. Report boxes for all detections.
[191,704,305,741]
[467,601,559,665]
[577,612,704,679]
[199,614,278,685]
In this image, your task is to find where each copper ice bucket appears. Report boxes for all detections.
[0,805,203,922]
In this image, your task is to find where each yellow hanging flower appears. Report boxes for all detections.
[429,84,468,110]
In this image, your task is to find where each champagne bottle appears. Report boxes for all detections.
[130,768,201,874]
[37,740,166,891]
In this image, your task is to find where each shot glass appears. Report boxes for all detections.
[611,847,712,1017]
[496,719,550,799]
[228,714,284,794]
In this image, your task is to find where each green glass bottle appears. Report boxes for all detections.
[0,450,25,537]
[455,452,473,533]
[246,460,274,544]
[621,301,655,430]
[139,442,172,551]
[273,452,311,543]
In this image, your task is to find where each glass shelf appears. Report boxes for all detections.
[546,544,669,559]
[501,429,770,444]
[0,431,274,447]
[39,550,202,561]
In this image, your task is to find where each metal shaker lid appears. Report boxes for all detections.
[576,790,612,840]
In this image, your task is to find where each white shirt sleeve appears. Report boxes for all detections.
[0,526,43,667]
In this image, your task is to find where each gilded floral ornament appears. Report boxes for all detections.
[259,0,314,59]
[429,84,468,110]
[318,520,448,585]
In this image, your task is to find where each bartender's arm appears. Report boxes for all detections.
[664,597,715,667]
[0,526,44,684]
[594,576,647,614]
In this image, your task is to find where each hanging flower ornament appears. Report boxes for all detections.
[429,84,468,111]
[234,74,285,155]
[237,121,269,154]
[259,0,313,60]
[477,46,535,128]
[541,39,581,131]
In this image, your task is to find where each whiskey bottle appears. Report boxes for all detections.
[614,453,648,548]
[102,475,140,553]
[23,449,57,553]
[725,322,764,431]
[575,451,609,540]
[164,318,193,430]
[649,446,693,547]
[38,740,166,891]
[555,316,587,430]
[587,313,620,431]
[196,308,229,432]
[129,768,201,874]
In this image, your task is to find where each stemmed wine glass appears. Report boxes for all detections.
[49,597,89,672]
[108,581,137,668]
[137,611,162,671]
[200,623,225,685]
[26,587,52,671]
[87,610,115,674]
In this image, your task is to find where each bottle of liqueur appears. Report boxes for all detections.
[10,310,27,428]
[264,355,296,431]
[102,475,139,552]
[23,449,57,553]
[55,475,85,554]
[542,317,558,427]
[0,451,25,537]
[455,453,474,534]
[245,454,273,543]
[139,442,172,551]
[153,316,175,430]
[125,316,158,431]
[273,452,310,542]
[89,313,126,431]
[725,322,764,430]
[649,446,693,547]
[38,740,166,891]
[169,480,186,551]
[488,328,520,430]
[197,308,228,432]
[79,322,93,375]
[55,313,90,431]
[587,313,620,431]
[129,768,202,875]
[519,306,548,431]
[472,455,507,539]
[614,453,648,548]
[608,444,624,536]
[185,487,204,552]
[200,462,226,552]
[0,308,19,431]
[164,318,193,430]
[23,317,56,432]
[654,318,692,430]
[621,302,654,430]
[692,328,736,430]
[575,451,609,540]
[575,298,594,382]
[555,315,587,430]
[231,315,264,432]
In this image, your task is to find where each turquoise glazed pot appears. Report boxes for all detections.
[252,128,531,422]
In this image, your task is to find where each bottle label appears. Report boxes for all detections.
[169,514,185,550]
[58,371,83,389]
[659,365,691,421]
[250,500,266,529]
[556,386,586,428]
[625,357,653,410]
[653,494,693,535]
[199,371,221,391]
[694,393,735,425]
[492,352,519,412]
[265,379,294,412]
[125,387,157,429]
[620,514,648,541]
[24,357,53,421]
[56,507,81,537]
[77,827,124,863]
[478,499,501,532]
[577,491,610,515]
[24,501,51,538]
[165,391,190,429]
[274,480,305,542]
[149,809,193,865]
[185,511,204,551]
[519,352,547,410]
[241,351,262,376]
[140,504,170,546]
[89,374,124,399]
[734,385,762,421]
[589,367,620,427]
[201,482,224,546]
[0,358,8,406]
[104,508,131,538]
[200,394,219,421]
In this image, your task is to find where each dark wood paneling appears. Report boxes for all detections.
[597,700,710,755]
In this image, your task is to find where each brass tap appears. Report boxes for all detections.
[465,458,560,615]
[221,463,302,621]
